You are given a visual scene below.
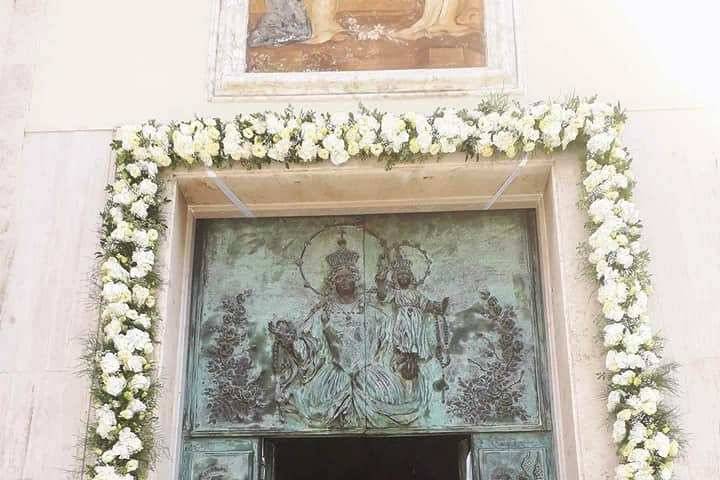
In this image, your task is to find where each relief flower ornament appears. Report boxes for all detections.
[88,97,679,479]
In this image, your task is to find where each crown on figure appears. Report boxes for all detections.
[391,248,413,274]
[325,231,359,272]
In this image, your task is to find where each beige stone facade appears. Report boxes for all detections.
[1,1,719,479]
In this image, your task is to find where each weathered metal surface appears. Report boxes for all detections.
[472,432,555,480]
[185,211,550,435]
[181,438,259,480]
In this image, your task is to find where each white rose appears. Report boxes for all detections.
[134,314,152,329]
[330,148,349,166]
[114,427,143,457]
[660,462,673,480]
[132,249,154,272]
[615,248,634,268]
[103,318,124,338]
[492,130,516,152]
[615,410,634,423]
[125,354,145,372]
[128,398,147,414]
[638,387,661,415]
[100,449,117,463]
[649,432,671,457]
[111,221,134,243]
[251,143,267,158]
[130,200,149,219]
[132,229,151,248]
[132,285,150,306]
[605,350,622,372]
[627,447,650,464]
[129,374,151,391]
[125,163,142,178]
[141,160,158,177]
[627,291,648,319]
[587,132,616,155]
[297,140,318,162]
[100,352,121,374]
[622,332,643,354]
[138,179,158,196]
[125,328,151,353]
[589,198,615,224]
[119,409,134,420]
[612,370,635,386]
[172,130,195,162]
[102,302,129,321]
[126,459,139,472]
[115,125,140,150]
[603,323,626,347]
[627,422,647,446]
[112,190,135,207]
[95,404,117,439]
[602,302,625,322]
[103,375,127,397]
[102,282,132,303]
[101,258,129,282]
[150,146,171,167]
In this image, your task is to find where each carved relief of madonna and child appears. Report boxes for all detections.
[268,230,447,428]
[197,213,542,434]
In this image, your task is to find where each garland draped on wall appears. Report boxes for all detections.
[85,96,679,480]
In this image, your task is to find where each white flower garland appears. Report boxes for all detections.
[88,97,679,480]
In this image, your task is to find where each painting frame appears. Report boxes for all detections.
[207,0,520,100]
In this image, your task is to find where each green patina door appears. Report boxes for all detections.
[182,210,555,479]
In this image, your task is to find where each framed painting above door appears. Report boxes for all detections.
[207,0,519,99]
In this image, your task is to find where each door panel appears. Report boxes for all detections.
[187,217,368,434]
[182,438,260,480]
[471,432,555,480]
[185,210,549,435]
[362,212,545,432]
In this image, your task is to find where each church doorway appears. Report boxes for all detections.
[268,435,470,480]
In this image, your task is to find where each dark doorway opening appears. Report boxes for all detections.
[269,435,470,480]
